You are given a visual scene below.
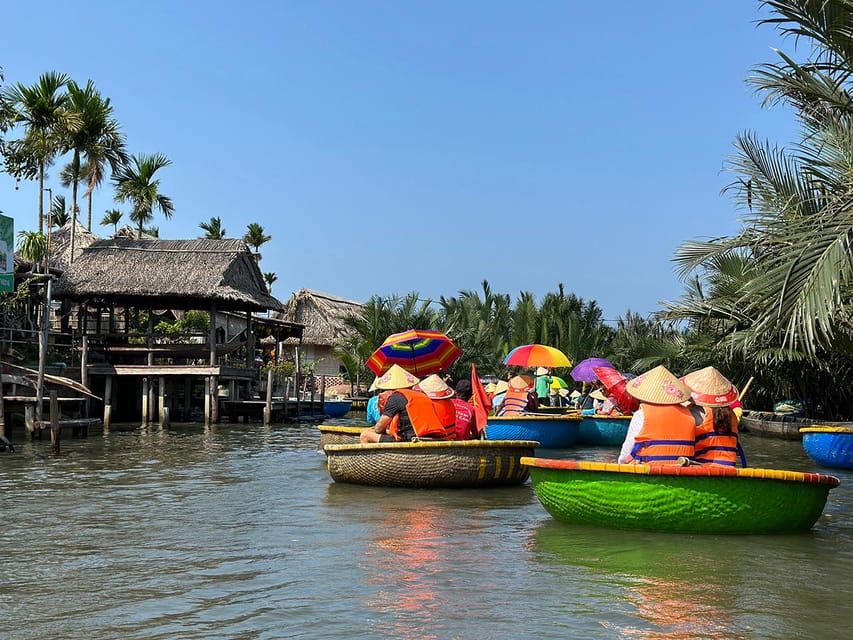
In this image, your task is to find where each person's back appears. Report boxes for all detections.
[682,366,746,467]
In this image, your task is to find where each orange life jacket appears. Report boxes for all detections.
[498,388,530,416]
[630,403,696,464]
[388,390,456,441]
[694,408,745,467]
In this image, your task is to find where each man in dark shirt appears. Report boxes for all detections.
[361,364,420,444]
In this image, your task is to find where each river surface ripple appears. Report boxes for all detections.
[0,422,850,640]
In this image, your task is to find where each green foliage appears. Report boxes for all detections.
[154,310,210,335]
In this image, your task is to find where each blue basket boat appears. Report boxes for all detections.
[323,399,352,418]
[800,426,853,470]
[485,415,581,449]
[577,415,631,446]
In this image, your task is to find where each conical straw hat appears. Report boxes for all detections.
[415,374,455,399]
[375,364,419,390]
[682,366,738,407]
[484,382,497,394]
[509,375,534,391]
[590,389,607,401]
[494,380,509,394]
[368,377,379,393]
[535,366,550,376]
[626,365,691,405]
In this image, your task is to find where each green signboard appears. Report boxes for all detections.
[0,213,14,293]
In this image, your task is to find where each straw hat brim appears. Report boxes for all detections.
[375,364,420,390]
[682,367,738,407]
[626,365,691,405]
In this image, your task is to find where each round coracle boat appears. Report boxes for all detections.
[801,426,853,470]
[577,415,631,446]
[485,415,581,448]
[325,439,538,488]
[521,457,840,534]
[323,399,352,418]
[317,424,370,450]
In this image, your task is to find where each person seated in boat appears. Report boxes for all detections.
[682,366,747,467]
[490,379,509,414]
[581,389,607,415]
[596,392,624,417]
[497,375,537,416]
[618,365,700,464]
[365,378,381,425]
[577,380,605,412]
[535,367,553,407]
[451,379,480,440]
[361,365,456,443]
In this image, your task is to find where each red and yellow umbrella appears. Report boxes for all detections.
[366,329,462,377]
[502,344,572,369]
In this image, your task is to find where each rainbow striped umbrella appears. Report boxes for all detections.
[366,329,462,377]
[502,344,572,369]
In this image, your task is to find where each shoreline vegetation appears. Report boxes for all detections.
[1,1,851,420]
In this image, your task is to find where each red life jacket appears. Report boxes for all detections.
[498,388,530,416]
[694,408,741,467]
[630,403,695,464]
[388,390,456,441]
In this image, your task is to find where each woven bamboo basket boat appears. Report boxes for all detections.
[325,439,538,488]
[801,426,853,470]
[522,457,840,534]
[485,415,581,448]
[318,424,369,449]
[323,399,352,418]
[740,410,852,440]
[577,415,631,446]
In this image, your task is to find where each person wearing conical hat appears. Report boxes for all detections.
[496,375,537,416]
[490,379,509,413]
[617,365,699,464]
[361,365,456,443]
[682,366,747,467]
[535,366,553,407]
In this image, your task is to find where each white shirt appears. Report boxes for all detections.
[618,408,644,463]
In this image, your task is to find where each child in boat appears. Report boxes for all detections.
[682,366,747,467]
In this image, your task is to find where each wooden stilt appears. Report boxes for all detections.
[50,390,60,455]
[0,386,5,439]
[103,375,113,430]
[142,377,149,426]
[159,376,166,429]
[204,376,211,427]
[211,374,219,424]
[25,404,35,438]
[264,368,273,425]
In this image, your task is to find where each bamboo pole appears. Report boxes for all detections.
[50,390,60,455]
[738,376,755,402]
[264,368,273,425]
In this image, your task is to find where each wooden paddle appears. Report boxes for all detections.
[738,376,754,402]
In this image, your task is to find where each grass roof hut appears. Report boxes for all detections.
[278,289,363,377]
[52,238,296,425]
[48,220,101,271]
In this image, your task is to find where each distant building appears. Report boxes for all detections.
[277,289,363,377]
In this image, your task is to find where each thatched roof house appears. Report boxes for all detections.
[54,238,283,312]
[278,289,363,345]
[48,219,101,270]
[277,289,363,377]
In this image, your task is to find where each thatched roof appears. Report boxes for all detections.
[114,224,158,240]
[54,238,284,312]
[278,288,363,346]
[48,220,101,270]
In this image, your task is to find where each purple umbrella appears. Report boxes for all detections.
[570,357,615,383]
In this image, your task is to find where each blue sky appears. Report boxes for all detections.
[2,1,799,321]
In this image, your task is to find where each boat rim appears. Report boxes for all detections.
[800,426,853,434]
[520,457,840,486]
[326,440,540,452]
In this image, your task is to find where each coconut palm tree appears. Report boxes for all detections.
[263,271,277,294]
[49,194,70,228]
[243,222,271,256]
[16,230,46,268]
[1,71,80,234]
[112,153,174,238]
[100,208,123,235]
[199,216,226,239]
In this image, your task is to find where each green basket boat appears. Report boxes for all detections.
[522,457,840,534]
[326,439,538,488]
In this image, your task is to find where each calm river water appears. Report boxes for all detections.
[1,417,851,640]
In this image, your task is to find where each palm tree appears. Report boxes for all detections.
[243,222,271,256]
[16,230,46,267]
[263,271,277,294]
[100,208,123,235]
[112,153,174,238]
[199,216,226,239]
[49,194,70,228]
[1,71,80,234]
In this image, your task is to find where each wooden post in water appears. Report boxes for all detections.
[50,390,60,455]
[211,374,219,424]
[264,368,273,425]
[81,336,89,388]
[103,375,112,430]
[0,384,5,439]
[204,376,211,427]
[159,376,166,429]
[141,377,149,426]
